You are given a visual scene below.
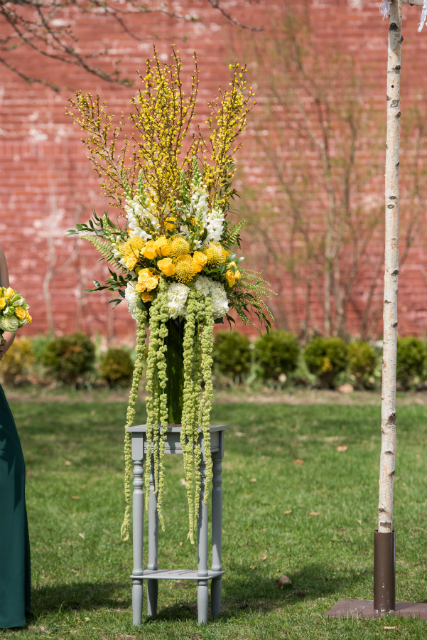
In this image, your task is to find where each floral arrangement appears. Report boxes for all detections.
[0,287,32,337]
[67,47,273,541]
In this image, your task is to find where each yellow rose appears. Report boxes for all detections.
[141,292,154,303]
[0,298,5,310]
[193,251,207,268]
[225,270,236,287]
[145,277,159,291]
[193,261,202,273]
[123,255,138,271]
[142,240,157,260]
[4,287,14,299]
[157,258,176,277]
[25,312,32,324]
[154,236,171,257]
[15,307,26,320]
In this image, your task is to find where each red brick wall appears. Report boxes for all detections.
[1,0,427,340]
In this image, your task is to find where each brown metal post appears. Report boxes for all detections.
[374,530,396,613]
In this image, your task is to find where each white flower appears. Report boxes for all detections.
[195,275,211,297]
[167,282,190,319]
[195,276,229,319]
[125,281,139,321]
[210,280,229,319]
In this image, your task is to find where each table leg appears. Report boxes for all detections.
[197,456,209,625]
[147,454,158,617]
[131,433,144,625]
[211,442,223,619]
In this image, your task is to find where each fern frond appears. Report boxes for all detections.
[222,220,247,249]
[83,235,122,269]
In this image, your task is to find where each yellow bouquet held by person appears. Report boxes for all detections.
[0,287,32,338]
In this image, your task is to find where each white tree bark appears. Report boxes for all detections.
[379,0,402,534]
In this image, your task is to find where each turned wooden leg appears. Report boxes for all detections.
[198,456,209,625]
[211,439,223,619]
[131,433,144,625]
[147,454,158,617]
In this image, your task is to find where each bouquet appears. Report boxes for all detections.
[0,287,32,338]
[67,47,274,541]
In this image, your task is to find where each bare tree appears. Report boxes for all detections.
[0,0,260,91]
[238,5,426,339]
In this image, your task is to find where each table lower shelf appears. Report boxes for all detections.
[131,569,225,581]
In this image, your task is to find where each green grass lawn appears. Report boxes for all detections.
[2,401,427,639]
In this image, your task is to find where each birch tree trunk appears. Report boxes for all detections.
[378,0,402,534]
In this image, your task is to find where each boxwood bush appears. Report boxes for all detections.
[42,332,95,384]
[254,330,300,381]
[347,341,377,388]
[304,336,348,388]
[101,348,134,387]
[212,330,251,382]
[396,336,425,389]
[0,336,35,385]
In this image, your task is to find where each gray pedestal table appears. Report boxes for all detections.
[127,424,228,625]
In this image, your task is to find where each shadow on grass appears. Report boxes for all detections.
[153,562,371,623]
[31,581,130,614]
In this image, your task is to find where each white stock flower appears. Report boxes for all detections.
[125,281,139,321]
[167,282,190,319]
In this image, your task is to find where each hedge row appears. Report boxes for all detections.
[0,333,135,387]
[213,331,427,390]
[2,331,426,390]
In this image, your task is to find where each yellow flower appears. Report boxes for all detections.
[136,268,159,292]
[25,312,32,324]
[157,258,176,277]
[225,270,236,287]
[154,236,171,257]
[193,251,207,268]
[141,292,154,303]
[120,236,144,257]
[0,298,5,310]
[169,235,190,257]
[123,255,138,271]
[174,255,197,283]
[15,307,26,320]
[141,240,157,260]
[228,261,241,280]
[203,242,228,266]
[3,287,14,299]
[165,217,177,232]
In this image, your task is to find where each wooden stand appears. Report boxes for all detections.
[127,424,228,625]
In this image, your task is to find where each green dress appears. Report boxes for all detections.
[0,348,31,627]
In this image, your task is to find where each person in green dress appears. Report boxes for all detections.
[0,245,31,628]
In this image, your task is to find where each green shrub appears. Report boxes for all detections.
[348,341,377,388]
[42,332,95,384]
[396,337,425,389]
[212,330,251,382]
[101,348,134,387]
[304,336,348,388]
[0,337,35,385]
[254,330,300,381]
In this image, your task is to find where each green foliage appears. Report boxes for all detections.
[254,330,300,381]
[304,336,348,388]
[0,336,34,385]
[212,330,251,381]
[100,348,134,387]
[347,341,377,388]
[42,332,95,384]
[396,336,425,389]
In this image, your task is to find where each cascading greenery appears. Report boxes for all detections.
[66,45,274,542]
